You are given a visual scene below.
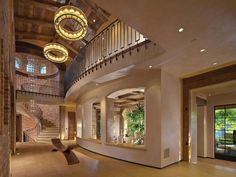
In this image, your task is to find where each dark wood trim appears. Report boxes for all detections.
[182,64,236,161]
[15,16,53,27]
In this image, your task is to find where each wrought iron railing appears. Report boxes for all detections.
[16,74,64,96]
[22,101,43,141]
[21,83,63,96]
[23,101,43,121]
[23,122,41,142]
[65,20,148,92]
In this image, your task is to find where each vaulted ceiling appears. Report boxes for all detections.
[14,0,112,69]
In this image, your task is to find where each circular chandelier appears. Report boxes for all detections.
[43,43,68,63]
[54,5,88,41]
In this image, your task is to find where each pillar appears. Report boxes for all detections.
[0,0,14,176]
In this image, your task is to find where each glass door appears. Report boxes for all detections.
[215,105,236,161]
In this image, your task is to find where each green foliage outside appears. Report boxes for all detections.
[125,104,145,145]
[215,108,236,144]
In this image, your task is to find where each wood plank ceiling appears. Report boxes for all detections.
[114,91,144,108]
[14,0,111,69]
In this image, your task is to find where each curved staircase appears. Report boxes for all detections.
[37,127,60,143]
[21,100,60,143]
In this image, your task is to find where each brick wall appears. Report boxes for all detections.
[38,104,60,127]
[15,53,59,77]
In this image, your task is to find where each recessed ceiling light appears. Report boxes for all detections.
[213,62,218,66]
[149,65,153,68]
[178,28,184,32]
[200,48,206,53]
[93,19,96,23]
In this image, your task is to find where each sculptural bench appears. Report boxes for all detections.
[51,138,79,165]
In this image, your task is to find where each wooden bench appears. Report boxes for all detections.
[51,138,79,165]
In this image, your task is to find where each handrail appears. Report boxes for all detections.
[16,90,64,98]
[23,101,43,121]
[22,101,43,142]
[24,122,41,142]
[23,131,35,142]
[21,82,63,96]
[16,73,64,97]
[65,20,148,92]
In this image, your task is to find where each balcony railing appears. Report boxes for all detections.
[16,74,64,97]
[21,83,63,96]
[65,20,148,92]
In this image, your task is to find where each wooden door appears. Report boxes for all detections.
[16,114,22,142]
[68,112,76,140]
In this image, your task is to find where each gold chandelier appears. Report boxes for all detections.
[54,5,88,41]
[43,43,68,63]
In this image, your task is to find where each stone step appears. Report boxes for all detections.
[40,131,59,134]
[37,137,59,142]
[36,141,52,144]
[37,135,59,139]
[37,136,59,140]
[42,128,59,131]
[36,126,60,143]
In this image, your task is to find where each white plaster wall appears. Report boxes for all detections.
[76,69,162,167]
[80,98,100,139]
[197,106,207,157]
[75,69,182,168]
[206,91,236,158]
[160,70,182,167]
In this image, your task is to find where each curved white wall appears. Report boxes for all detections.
[75,69,182,168]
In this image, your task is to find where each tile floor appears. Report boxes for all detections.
[11,142,236,177]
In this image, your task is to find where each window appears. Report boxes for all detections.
[26,62,35,73]
[215,105,236,160]
[107,88,145,146]
[40,65,46,74]
[92,102,101,139]
[15,57,21,69]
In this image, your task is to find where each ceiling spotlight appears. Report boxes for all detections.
[200,48,206,53]
[149,65,153,68]
[93,19,96,23]
[213,62,218,66]
[178,28,184,32]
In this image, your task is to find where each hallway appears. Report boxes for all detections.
[11,142,236,177]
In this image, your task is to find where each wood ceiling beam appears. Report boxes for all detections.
[55,37,78,55]
[18,0,59,11]
[16,31,54,41]
[15,16,54,28]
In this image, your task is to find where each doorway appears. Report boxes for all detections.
[16,114,22,142]
[68,112,76,140]
[215,105,236,161]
